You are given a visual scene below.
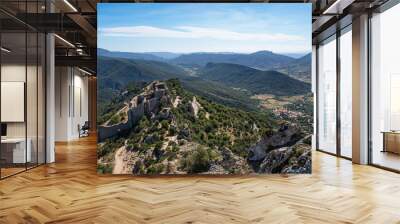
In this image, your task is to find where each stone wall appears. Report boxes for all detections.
[98,81,168,142]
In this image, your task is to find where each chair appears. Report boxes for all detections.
[79,121,90,138]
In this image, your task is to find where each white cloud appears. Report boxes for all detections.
[99,26,304,42]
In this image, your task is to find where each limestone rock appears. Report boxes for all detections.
[208,164,226,174]
[189,96,202,118]
[247,124,303,162]
[166,161,178,174]
[258,147,293,173]
[282,150,312,174]
[219,147,250,174]
[256,140,312,174]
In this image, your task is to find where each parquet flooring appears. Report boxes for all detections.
[1,135,400,223]
[0,167,26,178]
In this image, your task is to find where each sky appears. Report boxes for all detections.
[98,3,311,54]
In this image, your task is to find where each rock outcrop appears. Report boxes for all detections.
[247,124,303,162]
[246,124,311,174]
[281,150,311,174]
[258,147,293,173]
[219,147,250,174]
[189,96,202,118]
[256,137,311,174]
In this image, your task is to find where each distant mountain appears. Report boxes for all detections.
[98,48,165,61]
[171,51,295,70]
[98,49,311,82]
[297,53,311,64]
[283,53,308,59]
[98,56,188,90]
[199,63,311,96]
[98,56,310,106]
[276,53,311,83]
[147,52,181,59]
[98,56,260,111]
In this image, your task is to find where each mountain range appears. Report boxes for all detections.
[97,54,311,113]
[171,51,294,69]
[199,62,310,96]
[98,48,311,83]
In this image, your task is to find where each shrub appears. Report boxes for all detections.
[147,163,165,174]
[97,140,121,159]
[160,120,169,130]
[181,146,210,173]
[109,114,121,125]
[97,164,113,174]
[168,126,177,136]
[208,148,220,161]
[172,145,179,152]
[154,141,163,150]
[144,156,157,167]
[138,116,150,130]
[153,142,164,159]
[200,131,208,142]
[178,139,185,146]
[133,160,145,174]
[126,143,134,151]
[153,133,161,142]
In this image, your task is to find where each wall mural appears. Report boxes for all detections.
[97,3,312,175]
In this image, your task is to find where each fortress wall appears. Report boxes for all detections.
[98,121,132,142]
[98,101,146,142]
[98,82,167,142]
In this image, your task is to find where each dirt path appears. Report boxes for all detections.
[113,146,129,174]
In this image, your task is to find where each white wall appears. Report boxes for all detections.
[55,67,89,141]
[55,67,69,141]
[72,73,89,138]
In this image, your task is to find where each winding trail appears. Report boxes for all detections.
[113,146,129,174]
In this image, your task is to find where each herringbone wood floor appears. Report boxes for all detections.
[1,135,400,224]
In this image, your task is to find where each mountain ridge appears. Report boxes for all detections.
[171,50,295,70]
[98,48,166,61]
[98,48,311,82]
[199,62,311,96]
[276,53,311,83]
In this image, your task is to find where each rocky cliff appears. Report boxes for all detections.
[248,125,311,174]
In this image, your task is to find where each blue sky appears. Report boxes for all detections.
[98,3,311,54]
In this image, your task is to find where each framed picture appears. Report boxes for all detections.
[97,3,312,175]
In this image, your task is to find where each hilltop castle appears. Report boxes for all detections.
[98,81,169,142]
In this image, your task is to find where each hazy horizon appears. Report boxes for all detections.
[99,47,311,57]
